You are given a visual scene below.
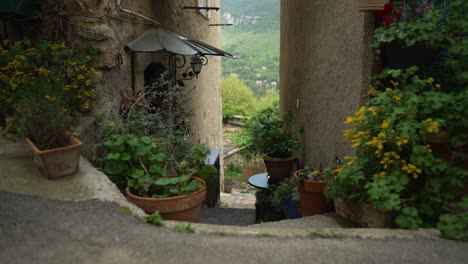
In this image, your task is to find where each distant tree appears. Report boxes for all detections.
[257,88,279,111]
[222,76,257,121]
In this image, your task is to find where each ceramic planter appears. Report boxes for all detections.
[263,155,296,184]
[334,197,394,228]
[294,169,331,216]
[25,135,83,179]
[357,0,389,12]
[283,198,301,219]
[385,43,440,70]
[126,177,206,222]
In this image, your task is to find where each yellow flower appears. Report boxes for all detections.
[393,94,402,101]
[77,74,85,80]
[44,95,56,101]
[435,84,441,89]
[374,171,387,178]
[427,77,434,83]
[333,167,344,174]
[381,120,390,129]
[368,106,378,116]
[402,163,422,179]
[35,66,48,75]
[368,85,377,96]
[85,79,91,86]
[380,152,400,169]
[0,50,7,55]
[390,80,399,88]
[396,136,409,147]
[59,41,66,49]
[345,116,355,124]
[424,144,432,153]
[423,118,439,134]
[2,39,9,45]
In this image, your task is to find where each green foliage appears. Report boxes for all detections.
[371,9,448,48]
[257,88,279,111]
[437,198,468,241]
[235,103,302,158]
[144,211,165,227]
[325,67,467,236]
[121,206,132,215]
[103,134,205,198]
[221,0,280,99]
[173,224,194,233]
[16,78,77,150]
[255,233,274,238]
[268,176,300,209]
[395,207,424,230]
[0,39,98,115]
[222,76,257,120]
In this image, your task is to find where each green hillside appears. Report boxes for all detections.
[220,0,280,98]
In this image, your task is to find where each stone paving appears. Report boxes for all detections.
[220,189,256,209]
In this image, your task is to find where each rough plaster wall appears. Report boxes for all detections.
[280,0,374,167]
[153,0,223,151]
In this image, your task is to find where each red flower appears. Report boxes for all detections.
[385,17,394,28]
[396,12,402,19]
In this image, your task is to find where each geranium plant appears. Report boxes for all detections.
[371,0,465,49]
[325,67,467,237]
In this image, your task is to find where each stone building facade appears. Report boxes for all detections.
[2,0,224,155]
[280,0,376,166]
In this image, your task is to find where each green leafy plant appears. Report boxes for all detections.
[144,211,165,227]
[234,102,302,159]
[103,134,207,198]
[325,67,467,236]
[437,197,468,241]
[370,1,461,49]
[173,224,194,233]
[268,176,300,209]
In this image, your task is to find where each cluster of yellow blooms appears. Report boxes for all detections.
[402,162,423,179]
[423,118,440,134]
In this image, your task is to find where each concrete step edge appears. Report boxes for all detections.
[162,220,442,240]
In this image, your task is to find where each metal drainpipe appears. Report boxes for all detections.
[116,0,161,25]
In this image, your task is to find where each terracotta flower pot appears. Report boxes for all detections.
[224,184,233,193]
[126,177,206,222]
[294,169,331,216]
[25,135,83,179]
[263,155,296,184]
[334,197,394,228]
[357,0,389,12]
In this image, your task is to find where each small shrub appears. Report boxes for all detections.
[173,224,194,233]
[144,212,165,227]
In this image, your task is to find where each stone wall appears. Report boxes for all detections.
[43,0,225,155]
[280,0,375,166]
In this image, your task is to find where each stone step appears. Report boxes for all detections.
[200,207,256,226]
[248,213,356,229]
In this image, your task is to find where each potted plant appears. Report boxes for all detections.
[104,134,213,222]
[268,176,301,219]
[235,103,302,184]
[3,40,98,178]
[370,1,463,69]
[357,0,389,12]
[224,178,235,193]
[294,160,339,217]
[326,67,467,233]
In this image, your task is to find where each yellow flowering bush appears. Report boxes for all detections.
[325,67,467,232]
[0,39,98,115]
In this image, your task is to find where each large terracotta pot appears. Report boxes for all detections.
[263,155,296,184]
[126,177,206,222]
[357,0,389,12]
[334,197,394,228]
[25,135,83,179]
[428,131,468,195]
[294,169,331,216]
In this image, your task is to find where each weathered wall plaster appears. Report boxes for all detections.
[280,0,375,166]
